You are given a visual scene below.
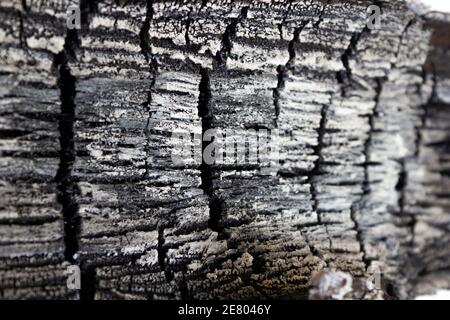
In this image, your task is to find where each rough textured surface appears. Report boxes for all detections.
[0,0,76,299]
[0,0,449,300]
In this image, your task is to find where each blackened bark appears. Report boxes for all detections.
[1,0,450,300]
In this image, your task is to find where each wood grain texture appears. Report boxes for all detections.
[0,0,449,300]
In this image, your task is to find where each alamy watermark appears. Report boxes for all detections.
[366,265,382,291]
[65,265,81,290]
[367,5,382,30]
[170,128,280,176]
[65,4,381,31]
[66,5,81,30]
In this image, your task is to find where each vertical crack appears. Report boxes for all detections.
[362,78,382,196]
[53,17,85,298]
[350,78,384,269]
[308,102,331,255]
[139,0,177,290]
[139,0,158,180]
[273,20,309,127]
[198,67,212,195]
[54,31,80,264]
[306,14,332,255]
[278,0,293,40]
[79,266,96,300]
[347,15,414,270]
[199,7,248,237]
[337,25,370,97]
[274,19,326,258]
[313,0,330,28]
[139,0,154,63]
[396,159,407,217]
[157,227,172,282]
[179,275,190,300]
[336,1,385,96]
[21,0,28,11]
[18,0,31,48]
[337,19,378,267]
[185,18,191,47]
[18,9,26,48]
[183,4,195,50]
[54,2,99,300]
[336,4,394,267]
[214,6,248,68]
[140,0,164,283]
[197,67,225,237]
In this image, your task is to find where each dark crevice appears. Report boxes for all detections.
[351,78,384,268]
[0,129,31,139]
[313,0,330,28]
[200,7,249,238]
[79,266,96,300]
[157,227,173,282]
[54,30,80,264]
[197,68,225,238]
[54,27,86,298]
[139,0,155,64]
[278,23,284,41]
[0,216,60,226]
[275,19,323,257]
[214,6,248,68]
[338,26,370,97]
[139,0,158,179]
[185,18,191,47]
[179,265,192,300]
[394,18,416,63]
[139,0,175,286]
[362,78,383,196]
[179,278,190,300]
[198,68,212,193]
[278,0,293,40]
[54,2,96,300]
[21,0,28,12]
[157,227,166,271]
[273,21,309,127]
[350,204,369,267]
[396,160,407,217]
[79,0,99,28]
[18,0,31,48]
[338,17,382,267]
[337,0,384,94]
[340,3,387,268]
[308,103,329,232]
[18,10,26,48]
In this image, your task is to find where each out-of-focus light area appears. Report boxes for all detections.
[420,0,450,13]
[406,0,450,300]
[416,290,450,300]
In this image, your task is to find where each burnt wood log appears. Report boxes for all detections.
[0,0,449,300]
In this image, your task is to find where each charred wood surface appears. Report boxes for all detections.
[0,0,449,300]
